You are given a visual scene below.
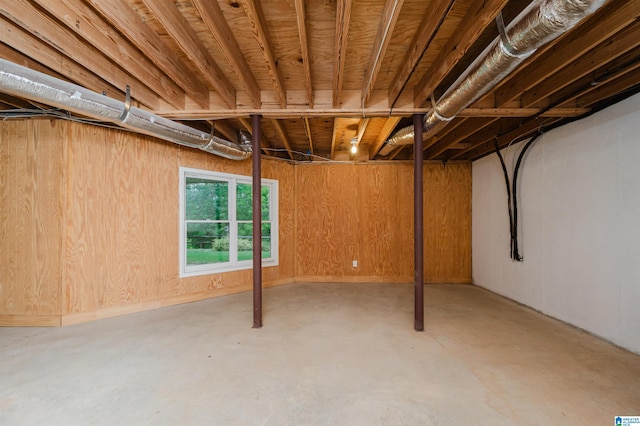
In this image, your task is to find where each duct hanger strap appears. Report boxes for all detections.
[118,85,132,122]
[496,12,535,59]
[430,93,454,122]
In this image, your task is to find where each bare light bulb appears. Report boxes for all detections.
[350,143,358,154]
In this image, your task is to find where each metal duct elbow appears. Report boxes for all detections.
[0,58,251,161]
[379,0,607,156]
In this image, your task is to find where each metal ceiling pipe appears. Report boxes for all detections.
[379,0,607,156]
[0,58,251,160]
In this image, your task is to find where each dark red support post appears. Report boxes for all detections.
[251,114,263,328]
[414,113,425,332]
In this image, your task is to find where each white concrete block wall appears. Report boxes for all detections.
[472,92,640,354]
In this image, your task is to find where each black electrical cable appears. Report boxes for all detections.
[511,131,543,261]
[494,138,516,259]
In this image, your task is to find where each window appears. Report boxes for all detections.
[179,167,278,277]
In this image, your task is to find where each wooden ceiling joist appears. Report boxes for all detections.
[294,0,314,108]
[548,47,640,107]
[85,0,210,109]
[572,70,640,108]
[425,117,500,159]
[519,23,640,108]
[413,0,510,106]
[492,0,640,107]
[1,0,160,108]
[387,0,455,107]
[333,0,353,108]
[240,0,287,108]
[271,119,295,159]
[369,116,402,159]
[33,0,186,110]
[361,0,405,107]
[458,108,592,117]
[139,0,235,108]
[193,0,261,108]
[449,116,545,161]
[238,117,271,154]
[303,117,314,154]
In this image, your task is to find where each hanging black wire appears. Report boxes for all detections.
[494,131,543,261]
[494,138,516,258]
[511,132,543,261]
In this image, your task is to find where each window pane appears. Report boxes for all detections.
[186,222,229,265]
[237,222,253,261]
[261,185,270,220]
[236,183,252,220]
[186,178,228,220]
[236,183,271,221]
[262,222,272,259]
[236,223,271,260]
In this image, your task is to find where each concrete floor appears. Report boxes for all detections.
[1,283,639,425]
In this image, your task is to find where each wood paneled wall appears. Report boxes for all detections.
[1,120,470,326]
[0,120,295,325]
[295,163,472,283]
[0,120,66,325]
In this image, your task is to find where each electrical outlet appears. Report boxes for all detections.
[352,260,358,268]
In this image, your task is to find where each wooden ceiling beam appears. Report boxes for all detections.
[0,18,124,103]
[387,0,455,107]
[32,0,185,110]
[333,0,353,108]
[294,0,314,108]
[271,119,295,159]
[240,0,287,108]
[492,0,640,107]
[572,70,640,108]
[414,0,510,106]
[548,47,640,107]
[193,0,261,108]
[387,145,405,160]
[369,116,402,159]
[139,0,235,108]
[458,107,591,117]
[425,117,500,159]
[361,0,405,107]
[451,117,559,161]
[0,42,66,81]
[85,0,209,109]
[0,0,159,108]
[210,120,237,142]
[238,117,271,154]
[303,117,314,154]
[519,23,640,107]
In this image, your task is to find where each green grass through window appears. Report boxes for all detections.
[187,249,271,265]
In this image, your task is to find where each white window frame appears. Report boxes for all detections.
[179,167,279,277]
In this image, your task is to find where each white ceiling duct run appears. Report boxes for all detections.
[379,0,608,156]
[0,58,251,161]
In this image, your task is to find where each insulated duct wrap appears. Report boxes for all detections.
[0,58,251,160]
[379,0,607,156]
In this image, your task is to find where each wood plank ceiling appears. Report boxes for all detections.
[0,0,638,161]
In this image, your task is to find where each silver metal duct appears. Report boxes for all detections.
[0,58,251,161]
[379,0,607,156]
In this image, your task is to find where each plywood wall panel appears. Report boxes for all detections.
[295,162,471,283]
[0,120,63,320]
[424,163,472,283]
[2,118,468,325]
[60,122,296,318]
[295,164,360,278]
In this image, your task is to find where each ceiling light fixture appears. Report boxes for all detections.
[350,138,358,154]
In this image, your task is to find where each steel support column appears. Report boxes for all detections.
[251,114,263,328]
[414,114,425,331]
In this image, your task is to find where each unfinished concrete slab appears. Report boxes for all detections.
[1,283,639,425]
